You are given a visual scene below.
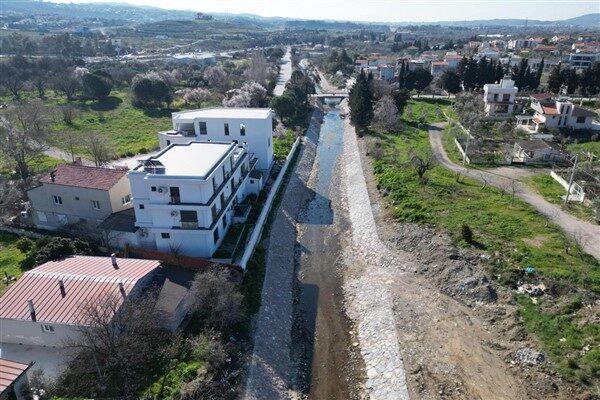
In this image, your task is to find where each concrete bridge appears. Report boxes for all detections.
[311,92,349,99]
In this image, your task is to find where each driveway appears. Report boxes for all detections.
[429,122,600,261]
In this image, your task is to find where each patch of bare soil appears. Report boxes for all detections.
[355,136,589,400]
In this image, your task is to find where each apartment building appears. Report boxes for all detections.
[27,162,132,231]
[158,108,274,172]
[568,52,599,70]
[483,77,518,117]
[129,141,255,258]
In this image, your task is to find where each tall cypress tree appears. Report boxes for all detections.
[349,69,374,130]
[533,58,544,90]
[547,64,562,94]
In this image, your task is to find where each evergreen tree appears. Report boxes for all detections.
[547,65,562,93]
[349,70,374,130]
[440,70,461,94]
[494,62,505,82]
[533,58,544,90]
[563,68,579,94]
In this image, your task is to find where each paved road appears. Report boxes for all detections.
[429,122,600,261]
[273,47,292,97]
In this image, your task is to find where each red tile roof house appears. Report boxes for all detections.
[0,358,32,400]
[0,256,160,351]
[26,163,132,233]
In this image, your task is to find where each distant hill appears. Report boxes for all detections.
[2,1,598,29]
[403,13,600,28]
[1,0,194,23]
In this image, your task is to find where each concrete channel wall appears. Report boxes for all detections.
[239,136,301,270]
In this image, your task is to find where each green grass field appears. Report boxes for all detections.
[369,99,600,384]
[567,141,600,159]
[526,174,597,223]
[0,234,28,294]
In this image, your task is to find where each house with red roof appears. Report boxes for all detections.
[516,95,598,135]
[26,161,132,231]
[0,358,32,399]
[0,255,161,347]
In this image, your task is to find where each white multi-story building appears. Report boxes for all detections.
[483,77,518,117]
[516,95,598,134]
[129,141,257,258]
[158,108,274,172]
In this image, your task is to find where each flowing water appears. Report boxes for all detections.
[293,102,361,399]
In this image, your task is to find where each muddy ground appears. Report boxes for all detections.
[354,134,594,400]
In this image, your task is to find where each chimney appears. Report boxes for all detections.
[28,300,36,322]
[58,279,66,297]
[49,170,56,183]
[111,253,118,269]
[118,282,126,298]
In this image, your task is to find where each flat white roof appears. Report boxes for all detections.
[153,142,233,177]
[173,107,272,120]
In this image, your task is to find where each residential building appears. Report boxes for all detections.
[129,141,255,258]
[512,139,566,164]
[158,108,274,172]
[378,65,395,81]
[444,53,463,70]
[483,77,518,117]
[517,95,598,133]
[0,256,161,347]
[568,52,599,70]
[430,61,449,76]
[0,358,31,400]
[171,52,216,66]
[27,162,132,231]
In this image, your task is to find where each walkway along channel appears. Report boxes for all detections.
[243,107,322,399]
[429,122,600,261]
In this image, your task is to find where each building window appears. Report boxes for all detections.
[92,200,101,210]
[166,140,171,146]
[199,121,208,135]
[268,137,271,147]
[213,229,219,243]
[240,124,246,136]
[161,232,170,239]
[250,179,255,184]
[57,214,68,225]
[222,215,227,230]
[151,186,157,192]
[139,204,145,209]
[224,123,229,135]
[53,195,62,205]
[41,324,55,334]
[75,196,80,201]
[122,194,131,205]
[576,116,586,123]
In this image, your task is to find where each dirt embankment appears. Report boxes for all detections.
[355,134,593,400]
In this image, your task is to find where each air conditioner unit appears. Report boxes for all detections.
[157,186,167,193]
[170,210,179,217]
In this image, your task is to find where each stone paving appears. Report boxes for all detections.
[341,102,411,400]
[243,108,321,400]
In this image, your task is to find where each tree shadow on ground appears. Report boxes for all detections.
[143,107,179,118]
[75,96,123,112]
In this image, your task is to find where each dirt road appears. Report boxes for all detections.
[429,122,600,261]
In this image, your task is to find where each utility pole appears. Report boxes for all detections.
[564,154,578,205]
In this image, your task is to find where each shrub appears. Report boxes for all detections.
[15,237,33,253]
[82,72,113,100]
[461,223,473,243]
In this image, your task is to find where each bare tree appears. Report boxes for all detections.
[244,51,270,86]
[203,66,228,90]
[222,81,267,108]
[0,66,24,100]
[59,104,79,125]
[0,178,23,218]
[183,88,211,108]
[408,149,436,183]
[85,132,114,166]
[56,291,171,398]
[190,269,244,332]
[373,95,399,131]
[57,130,81,163]
[0,101,51,183]
[53,70,81,101]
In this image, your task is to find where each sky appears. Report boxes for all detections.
[51,0,600,23]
